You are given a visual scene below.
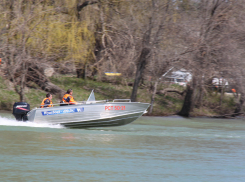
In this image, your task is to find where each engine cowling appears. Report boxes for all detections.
[12,102,30,121]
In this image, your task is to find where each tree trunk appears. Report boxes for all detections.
[76,68,83,78]
[233,93,245,115]
[219,86,224,106]
[19,87,25,102]
[83,63,87,80]
[149,81,158,114]
[196,76,204,108]
[76,63,87,79]
[195,86,202,108]
[130,48,151,102]
[178,85,193,117]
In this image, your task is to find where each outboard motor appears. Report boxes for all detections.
[13,102,30,121]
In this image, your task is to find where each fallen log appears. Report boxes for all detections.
[208,112,244,118]
[5,59,66,100]
[26,61,65,99]
[156,88,186,96]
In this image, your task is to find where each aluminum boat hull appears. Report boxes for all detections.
[27,102,150,128]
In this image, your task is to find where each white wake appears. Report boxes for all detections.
[0,116,64,128]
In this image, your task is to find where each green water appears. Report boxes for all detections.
[0,112,245,182]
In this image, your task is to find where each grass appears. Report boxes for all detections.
[0,75,238,116]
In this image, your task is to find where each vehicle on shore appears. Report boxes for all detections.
[164,77,188,86]
[162,69,192,87]
[12,90,150,128]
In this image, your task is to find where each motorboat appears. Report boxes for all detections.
[12,90,150,128]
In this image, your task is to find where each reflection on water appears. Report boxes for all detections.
[0,112,245,182]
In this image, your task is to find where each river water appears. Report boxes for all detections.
[0,112,245,182]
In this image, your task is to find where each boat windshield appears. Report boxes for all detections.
[87,90,95,102]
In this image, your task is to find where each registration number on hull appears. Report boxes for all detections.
[105,106,125,111]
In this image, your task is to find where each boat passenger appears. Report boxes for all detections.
[40,93,53,108]
[62,89,77,105]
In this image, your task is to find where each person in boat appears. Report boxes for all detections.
[40,93,53,108]
[62,89,77,105]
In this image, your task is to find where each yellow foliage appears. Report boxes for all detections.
[0,0,95,68]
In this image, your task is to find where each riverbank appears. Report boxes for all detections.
[0,75,237,116]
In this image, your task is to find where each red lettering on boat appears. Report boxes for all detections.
[105,106,126,111]
[105,106,114,110]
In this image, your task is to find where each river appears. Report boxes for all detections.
[0,112,245,182]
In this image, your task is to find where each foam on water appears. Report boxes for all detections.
[0,116,64,129]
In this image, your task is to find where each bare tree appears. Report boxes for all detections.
[178,0,238,116]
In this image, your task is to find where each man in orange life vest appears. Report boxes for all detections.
[40,93,53,108]
[62,89,77,105]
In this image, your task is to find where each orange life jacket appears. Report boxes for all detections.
[62,94,77,104]
[40,98,53,108]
